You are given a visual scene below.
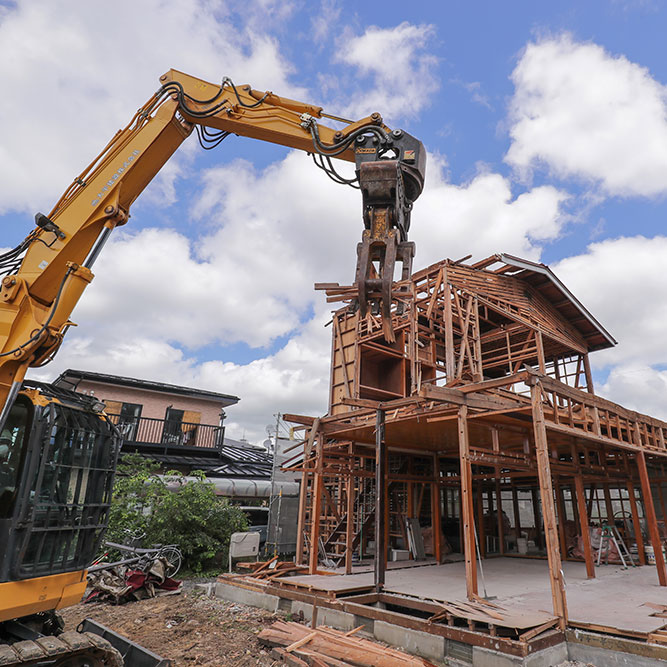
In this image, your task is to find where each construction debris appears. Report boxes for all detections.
[258,620,438,666]
[86,557,182,604]
[236,557,309,580]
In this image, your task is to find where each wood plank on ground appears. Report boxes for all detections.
[259,621,438,666]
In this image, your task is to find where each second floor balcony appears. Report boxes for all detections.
[107,413,224,451]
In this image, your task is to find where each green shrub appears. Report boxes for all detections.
[106,454,248,573]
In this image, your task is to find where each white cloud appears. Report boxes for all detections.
[599,365,667,421]
[0,0,305,215]
[311,0,341,44]
[554,235,667,369]
[506,34,667,197]
[411,158,569,266]
[333,22,439,121]
[554,235,667,418]
[28,148,569,442]
[30,309,333,444]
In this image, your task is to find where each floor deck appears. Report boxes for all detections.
[283,558,667,637]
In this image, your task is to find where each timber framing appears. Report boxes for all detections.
[285,253,667,644]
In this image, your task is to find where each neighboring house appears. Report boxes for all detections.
[53,370,300,512]
[54,369,239,468]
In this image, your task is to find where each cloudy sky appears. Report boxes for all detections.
[2,0,667,442]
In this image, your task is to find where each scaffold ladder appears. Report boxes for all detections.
[596,522,635,568]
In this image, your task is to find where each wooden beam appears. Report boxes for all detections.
[284,413,316,426]
[637,451,667,586]
[419,383,524,412]
[531,382,568,628]
[574,475,595,578]
[457,405,478,598]
[457,370,529,394]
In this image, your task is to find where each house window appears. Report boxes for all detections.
[161,408,201,446]
[119,402,142,441]
[162,407,184,444]
[104,400,143,441]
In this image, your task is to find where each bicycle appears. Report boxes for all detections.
[94,529,183,577]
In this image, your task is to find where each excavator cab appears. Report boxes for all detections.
[0,382,119,633]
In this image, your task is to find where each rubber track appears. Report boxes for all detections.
[0,631,123,666]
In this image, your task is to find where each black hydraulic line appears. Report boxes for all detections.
[0,266,73,359]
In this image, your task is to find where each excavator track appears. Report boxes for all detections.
[0,631,123,667]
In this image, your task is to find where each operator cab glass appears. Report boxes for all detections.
[2,385,120,581]
[0,399,30,519]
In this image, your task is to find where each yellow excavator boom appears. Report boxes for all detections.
[0,68,426,422]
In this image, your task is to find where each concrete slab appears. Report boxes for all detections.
[281,557,667,637]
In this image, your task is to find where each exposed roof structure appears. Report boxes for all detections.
[54,369,240,406]
[470,253,616,352]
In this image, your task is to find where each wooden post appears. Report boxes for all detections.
[296,469,309,565]
[512,484,522,544]
[582,353,595,394]
[458,405,478,598]
[574,475,595,579]
[531,488,543,550]
[459,485,465,556]
[375,409,387,592]
[657,483,667,521]
[443,274,455,380]
[626,480,646,566]
[308,469,324,574]
[555,477,569,561]
[477,484,486,559]
[637,451,667,586]
[530,380,568,628]
[603,484,615,523]
[432,455,442,562]
[345,472,355,574]
[495,475,505,555]
[535,330,546,374]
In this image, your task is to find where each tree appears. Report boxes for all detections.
[106,454,248,573]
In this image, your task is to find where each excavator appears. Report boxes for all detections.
[0,70,426,665]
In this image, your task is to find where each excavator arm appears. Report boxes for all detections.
[0,68,426,418]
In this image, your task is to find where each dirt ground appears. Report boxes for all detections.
[59,581,289,666]
[59,581,596,667]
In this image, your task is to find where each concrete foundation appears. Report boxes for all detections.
[374,620,445,662]
[214,581,667,666]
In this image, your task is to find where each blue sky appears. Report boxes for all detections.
[2,0,667,440]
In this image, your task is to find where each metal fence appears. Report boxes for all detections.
[106,414,223,449]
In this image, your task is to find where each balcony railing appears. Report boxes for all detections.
[107,414,224,450]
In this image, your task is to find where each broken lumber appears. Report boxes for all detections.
[259,621,438,666]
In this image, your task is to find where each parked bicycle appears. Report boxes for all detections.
[91,529,183,577]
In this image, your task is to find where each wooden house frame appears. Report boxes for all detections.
[285,253,667,632]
